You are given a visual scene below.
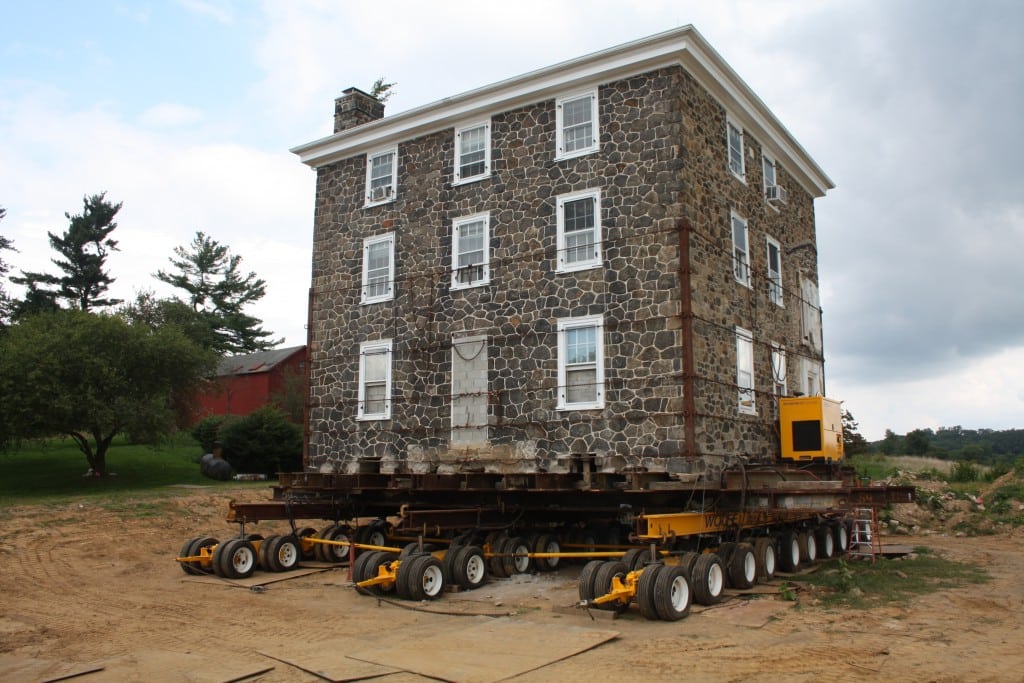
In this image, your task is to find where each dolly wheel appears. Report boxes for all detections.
[653,565,692,621]
[275,535,301,571]
[258,535,281,572]
[407,555,445,600]
[636,564,663,620]
[593,561,629,613]
[691,553,725,606]
[533,534,561,572]
[577,560,605,602]
[454,546,488,589]
[179,536,202,575]
[214,539,257,579]
[753,537,776,581]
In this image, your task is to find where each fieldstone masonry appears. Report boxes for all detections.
[306,64,825,481]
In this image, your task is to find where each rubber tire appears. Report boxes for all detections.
[400,542,438,559]
[454,545,488,589]
[815,525,836,560]
[406,555,445,600]
[637,564,664,621]
[777,530,801,573]
[577,560,605,602]
[505,536,531,575]
[676,550,699,576]
[533,534,561,572]
[592,561,629,612]
[395,555,417,599]
[274,534,301,571]
[654,565,692,621]
[314,524,338,563]
[179,536,202,575]
[441,543,463,584]
[621,548,647,572]
[214,539,257,579]
[322,525,353,564]
[753,537,776,581]
[717,542,737,567]
[798,531,818,564]
[489,536,510,579]
[691,553,725,606]
[352,549,379,585]
[832,520,850,554]
[728,543,757,589]
[258,534,282,572]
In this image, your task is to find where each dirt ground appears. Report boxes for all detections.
[1,485,1022,683]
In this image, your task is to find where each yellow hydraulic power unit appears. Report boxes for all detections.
[779,396,844,462]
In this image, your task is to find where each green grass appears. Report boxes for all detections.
[0,434,262,506]
[789,547,989,608]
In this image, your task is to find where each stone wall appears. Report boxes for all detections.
[306,64,823,476]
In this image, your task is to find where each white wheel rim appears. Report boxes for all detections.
[670,576,689,611]
[331,535,350,561]
[466,554,486,584]
[513,544,530,573]
[708,563,724,596]
[233,547,254,573]
[743,552,756,582]
[543,541,560,569]
[807,535,817,561]
[823,534,834,557]
[764,545,776,575]
[370,531,386,547]
[790,539,800,565]
[278,542,298,568]
[838,526,848,550]
[422,564,444,597]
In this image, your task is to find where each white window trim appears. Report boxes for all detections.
[731,210,750,288]
[766,235,783,307]
[361,232,395,305]
[364,146,398,207]
[556,188,601,273]
[555,88,599,161]
[451,212,491,290]
[557,315,605,410]
[727,116,745,182]
[736,326,756,415]
[771,342,787,397]
[762,154,779,208]
[357,339,392,421]
[453,120,491,185]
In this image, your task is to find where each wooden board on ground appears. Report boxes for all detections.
[349,617,618,683]
[88,650,273,683]
[701,597,793,628]
[0,654,103,683]
[258,647,401,683]
[182,566,333,588]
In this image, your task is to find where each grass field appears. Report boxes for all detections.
[0,435,262,505]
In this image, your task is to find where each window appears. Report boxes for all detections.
[556,89,598,160]
[556,189,601,272]
[557,316,604,410]
[731,211,750,287]
[763,154,777,199]
[365,147,397,206]
[736,327,755,414]
[361,233,394,304]
[358,339,392,420]
[771,343,787,397]
[452,212,490,289]
[766,236,783,306]
[454,121,490,184]
[727,117,745,180]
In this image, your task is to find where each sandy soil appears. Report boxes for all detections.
[1,485,1022,682]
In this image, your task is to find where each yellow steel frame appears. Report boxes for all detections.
[640,509,818,542]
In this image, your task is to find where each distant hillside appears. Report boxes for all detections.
[870,426,1024,465]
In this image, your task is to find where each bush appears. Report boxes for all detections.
[219,406,302,476]
[949,460,979,483]
[191,415,232,454]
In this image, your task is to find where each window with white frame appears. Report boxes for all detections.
[557,316,604,410]
[451,212,490,289]
[454,121,490,184]
[766,235,783,306]
[771,343,787,397]
[361,233,394,304]
[763,154,777,199]
[557,189,601,272]
[556,89,598,159]
[365,147,397,205]
[731,211,750,287]
[358,339,392,420]
[727,117,745,180]
[736,327,755,414]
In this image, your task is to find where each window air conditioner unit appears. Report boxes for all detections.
[371,186,391,202]
[766,185,788,204]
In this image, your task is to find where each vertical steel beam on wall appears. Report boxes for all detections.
[677,218,697,458]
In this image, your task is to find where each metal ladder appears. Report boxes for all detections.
[848,507,881,561]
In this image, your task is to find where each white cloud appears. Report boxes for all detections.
[139,103,204,127]
[180,0,234,24]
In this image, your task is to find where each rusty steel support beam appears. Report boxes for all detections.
[677,218,697,458]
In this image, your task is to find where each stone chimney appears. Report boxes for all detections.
[334,87,385,133]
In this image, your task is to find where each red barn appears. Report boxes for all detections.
[195,345,307,421]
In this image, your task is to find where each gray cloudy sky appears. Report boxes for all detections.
[1,0,1021,440]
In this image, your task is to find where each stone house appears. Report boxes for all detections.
[292,26,833,478]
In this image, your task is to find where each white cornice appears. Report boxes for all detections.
[291,26,834,198]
